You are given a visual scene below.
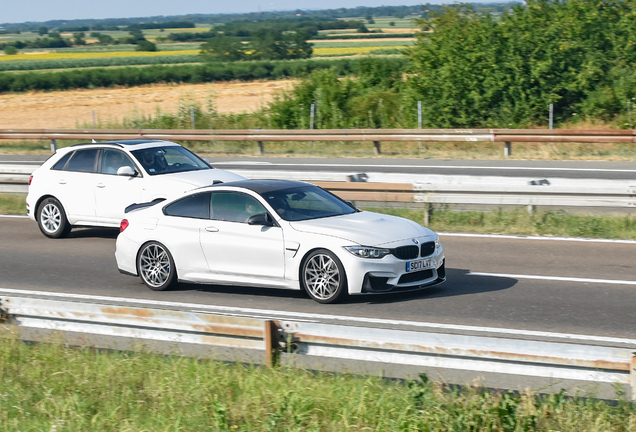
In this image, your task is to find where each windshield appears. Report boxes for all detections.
[131,146,210,176]
[260,186,356,221]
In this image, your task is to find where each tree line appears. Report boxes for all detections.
[269,0,636,129]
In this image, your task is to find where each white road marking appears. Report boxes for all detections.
[1,287,635,346]
[0,215,28,219]
[439,232,636,244]
[469,272,636,286]
[213,161,636,174]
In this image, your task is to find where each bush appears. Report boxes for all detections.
[3,46,17,55]
[136,40,158,52]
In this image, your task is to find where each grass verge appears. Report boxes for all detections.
[364,207,636,240]
[1,332,634,431]
[0,193,26,215]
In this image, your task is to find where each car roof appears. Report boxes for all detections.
[68,139,177,149]
[205,179,311,194]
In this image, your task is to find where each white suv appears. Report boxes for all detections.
[26,139,246,238]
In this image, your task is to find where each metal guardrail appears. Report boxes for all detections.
[1,127,636,155]
[2,296,635,398]
[2,164,635,211]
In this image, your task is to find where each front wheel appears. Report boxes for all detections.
[137,241,177,291]
[301,249,348,304]
[37,197,71,238]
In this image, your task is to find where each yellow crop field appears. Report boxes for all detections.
[0,50,200,62]
[313,46,406,56]
[0,45,406,63]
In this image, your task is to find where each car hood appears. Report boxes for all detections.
[288,211,434,246]
[160,168,247,187]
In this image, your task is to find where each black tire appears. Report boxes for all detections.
[37,197,71,238]
[137,241,178,291]
[301,249,348,304]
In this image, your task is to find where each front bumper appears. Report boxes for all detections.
[361,259,446,293]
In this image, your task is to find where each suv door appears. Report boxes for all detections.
[94,148,144,224]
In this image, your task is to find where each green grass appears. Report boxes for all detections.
[1,333,635,431]
[0,193,26,215]
[365,207,636,240]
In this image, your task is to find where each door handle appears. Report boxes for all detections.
[205,226,219,232]
[58,180,66,184]
[96,183,106,188]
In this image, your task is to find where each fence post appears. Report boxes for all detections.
[50,139,57,153]
[310,104,315,130]
[504,141,511,157]
[264,320,280,367]
[191,108,196,130]
[418,101,423,150]
[257,141,264,155]
[631,353,636,400]
[91,110,96,128]
[373,141,381,155]
[549,104,554,130]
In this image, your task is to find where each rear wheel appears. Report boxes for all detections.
[37,197,71,238]
[137,242,177,291]
[301,249,348,304]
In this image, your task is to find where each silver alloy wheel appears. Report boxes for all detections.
[40,203,62,234]
[304,253,341,300]
[139,244,171,288]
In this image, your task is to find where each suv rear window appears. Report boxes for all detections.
[51,152,73,170]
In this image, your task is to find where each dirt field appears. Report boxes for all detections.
[0,80,296,129]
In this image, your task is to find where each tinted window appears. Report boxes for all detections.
[211,192,267,223]
[261,186,356,221]
[131,146,209,176]
[66,149,99,173]
[100,149,135,175]
[164,193,210,219]
[51,152,73,171]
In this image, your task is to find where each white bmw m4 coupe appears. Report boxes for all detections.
[115,179,445,303]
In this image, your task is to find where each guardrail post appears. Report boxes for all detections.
[264,320,280,367]
[504,141,511,157]
[50,139,57,153]
[373,141,381,155]
[424,203,431,226]
[257,141,264,155]
[631,352,636,400]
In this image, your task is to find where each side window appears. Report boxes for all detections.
[164,193,210,219]
[66,149,99,173]
[210,192,267,223]
[51,152,73,171]
[100,149,135,175]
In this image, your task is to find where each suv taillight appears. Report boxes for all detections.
[28,175,33,185]
[120,219,129,232]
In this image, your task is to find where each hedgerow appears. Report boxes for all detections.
[0,57,408,92]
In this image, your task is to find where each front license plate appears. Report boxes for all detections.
[406,258,433,273]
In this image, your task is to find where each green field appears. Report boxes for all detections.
[1,331,634,431]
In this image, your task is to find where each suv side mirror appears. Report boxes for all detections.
[117,166,137,177]
[247,213,275,227]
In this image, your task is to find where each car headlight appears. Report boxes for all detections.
[435,236,442,251]
[344,246,391,259]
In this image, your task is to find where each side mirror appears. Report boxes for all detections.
[247,213,274,227]
[117,166,137,177]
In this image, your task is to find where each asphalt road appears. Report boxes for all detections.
[2,217,635,340]
[2,155,636,180]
